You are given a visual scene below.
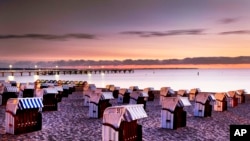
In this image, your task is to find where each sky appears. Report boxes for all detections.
[0,0,250,62]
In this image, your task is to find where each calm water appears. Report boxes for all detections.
[1,68,250,93]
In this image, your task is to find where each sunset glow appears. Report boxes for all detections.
[0,0,250,67]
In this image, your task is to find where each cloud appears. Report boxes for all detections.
[2,56,250,68]
[218,18,239,24]
[120,29,206,37]
[219,30,250,35]
[0,33,97,40]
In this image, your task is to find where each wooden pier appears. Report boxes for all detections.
[0,68,134,77]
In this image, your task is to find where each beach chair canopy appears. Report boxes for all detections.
[119,88,132,95]
[129,86,139,91]
[227,91,236,98]
[2,82,11,87]
[236,89,245,95]
[103,104,147,129]
[47,83,55,87]
[9,81,17,84]
[90,92,114,104]
[4,86,18,93]
[130,91,148,100]
[189,88,201,94]
[162,97,191,112]
[89,93,102,104]
[106,84,115,90]
[109,85,120,91]
[101,92,114,100]
[41,83,49,87]
[214,93,226,101]
[195,93,215,104]
[88,84,96,91]
[143,87,154,93]
[28,82,35,85]
[68,84,75,87]
[43,88,58,94]
[54,86,63,92]
[177,89,188,96]
[6,98,43,115]
[19,83,27,91]
[62,84,69,89]
[160,87,175,96]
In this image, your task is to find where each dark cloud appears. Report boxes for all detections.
[218,18,239,24]
[0,33,97,40]
[219,30,250,35]
[120,29,206,37]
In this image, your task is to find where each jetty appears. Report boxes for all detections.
[0,68,134,77]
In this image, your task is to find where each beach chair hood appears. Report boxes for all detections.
[6,98,43,115]
[103,104,147,129]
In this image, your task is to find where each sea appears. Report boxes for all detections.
[1,68,250,93]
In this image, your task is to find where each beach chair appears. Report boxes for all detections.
[89,91,114,118]
[194,93,215,117]
[42,88,58,111]
[5,98,43,134]
[236,89,245,104]
[226,91,238,107]
[22,84,35,98]
[109,85,120,98]
[213,93,227,112]
[62,84,69,97]
[9,81,17,87]
[2,86,18,105]
[189,88,200,101]
[143,87,154,101]
[83,84,97,106]
[129,86,139,91]
[102,104,147,141]
[54,86,63,102]
[159,87,175,105]
[129,91,148,109]
[118,88,131,104]
[161,97,191,129]
[177,89,188,97]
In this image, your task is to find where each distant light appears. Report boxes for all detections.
[9,65,12,69]
[55,74,60,80]
[8,76,14,81]
[35,65,37,68]
[33,75,39,81]
[101,72,105,76]
[88,66,91,68]
[56,65,58,68]
[101,66,104,68]
[88,73,92,76]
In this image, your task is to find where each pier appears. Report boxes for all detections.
[0,68,134,77]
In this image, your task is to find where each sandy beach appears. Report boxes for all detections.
[1,91,250,141]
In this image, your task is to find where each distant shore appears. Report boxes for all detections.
[1,64,250,70]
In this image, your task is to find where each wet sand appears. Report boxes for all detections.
[1,91,250,141]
